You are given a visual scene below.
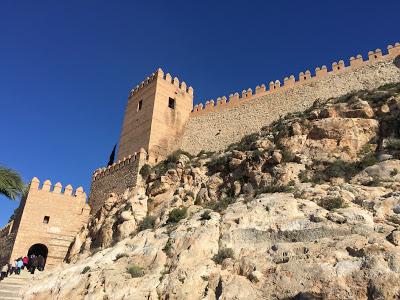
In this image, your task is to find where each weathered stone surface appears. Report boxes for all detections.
[23,193,400,300]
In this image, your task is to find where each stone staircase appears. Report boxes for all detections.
[0,271,36,300]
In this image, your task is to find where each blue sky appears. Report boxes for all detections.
[0,0,399,226]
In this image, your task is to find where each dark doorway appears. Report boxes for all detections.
[27,243,48,266]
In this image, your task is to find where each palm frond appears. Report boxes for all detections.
[0,166,25,200]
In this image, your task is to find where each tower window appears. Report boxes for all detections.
[137,100,143,111]
[43,216,50,224]
[168,97,175,109]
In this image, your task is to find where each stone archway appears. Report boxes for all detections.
[27,243,48,267]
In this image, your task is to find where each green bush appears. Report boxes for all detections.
[318,197,345,211]
[167,207,188,224]
[281,148,295,162]
[298,170,310,183]
[152,149,194,176]
[81,266,90,274]
[236,133,259,151]
[139,164,152,179]
[199,210,211,221]
[127,265,144,278]
[213,248,234,264]
[247,149,264,163]
[257,184,294,194]
[138,215,156,231]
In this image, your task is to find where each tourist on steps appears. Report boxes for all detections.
[28,254,35,272]
[22,256,29,269]
[37,255,45,271]
[8,261,14,276]
[30,256,39,274]
[15,258,23,275]
[0,264,8,280]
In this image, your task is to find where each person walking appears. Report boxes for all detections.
[28,254,35,273]
[16,258,23,275]
[14,260,19,275]
[0,264,7,280]
[7,262,13,276]
[22,256,28,269]
[30,256,39,274]
[37,255,45,271]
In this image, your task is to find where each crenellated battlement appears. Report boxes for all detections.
[29,177,87,201]
[128,68,194,99]
[92,147,149,181]
[191,42,400,116]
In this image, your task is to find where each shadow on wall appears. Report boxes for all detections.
[395,56,400,69]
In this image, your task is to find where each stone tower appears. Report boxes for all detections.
[118,68,194,162]
[1,177,90,268]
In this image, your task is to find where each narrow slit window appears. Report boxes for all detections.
[168,97,175,109]
[43,216,50,224]
[137,100,143,111]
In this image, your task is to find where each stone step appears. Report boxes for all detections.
[0,280,28,285]
[0,290,21,298]
[0,284,25,290]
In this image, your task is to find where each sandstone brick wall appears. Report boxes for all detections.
[89,151,147,215]
[8,178,90,268]
[181,45,400,154]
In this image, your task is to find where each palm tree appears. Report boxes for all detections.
[0,166,25,200]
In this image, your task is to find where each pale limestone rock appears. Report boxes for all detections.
[352,160,400,185]
[117,219,137,239]
[273,162,306,185]
[336,207,374,227]
[271,150,282,164]
[120,210,134,221]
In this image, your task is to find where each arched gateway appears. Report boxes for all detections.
[27,243,48,262]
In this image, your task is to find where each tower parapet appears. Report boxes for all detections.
[28,177,87,203]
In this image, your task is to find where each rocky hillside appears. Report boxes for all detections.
[24,83,400,299]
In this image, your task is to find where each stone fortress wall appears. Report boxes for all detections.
[3,178,90,268]
[89,148,148,215]
[181,43,400,154]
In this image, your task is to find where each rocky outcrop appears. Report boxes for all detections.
[23,192,400,299]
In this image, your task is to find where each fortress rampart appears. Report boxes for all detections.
[181,43,400,154]
[1,178,90,268]
[89,148,148,215]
